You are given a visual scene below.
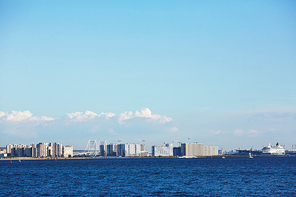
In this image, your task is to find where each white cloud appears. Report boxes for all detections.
[66,110,115,122]
[0,111,55,137]
[212,130,222,135]
[0,111,5,118]
[65,108,171,124]
[118,108,172,124]
[248,129,260,134]
[234,129,244,136]
[0,108,176,146]
[103,112,116,119]
[0,111,55,122]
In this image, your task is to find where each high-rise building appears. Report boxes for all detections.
[6,144,12,154]
[23,145,37,157]
[173,147,181,156]
[135,144,142,156]
[152,143,173,156]
[107,144,118,156]
[117,144,126,157]
[37,143,48,157]
[55,143,63,157]
[100,140,107,156]
[5,142,70,158]
[128,143,136,156]
[140,144,145,151]
[181,143,218,156]
[117,143,145,157]
[48,142,63,157]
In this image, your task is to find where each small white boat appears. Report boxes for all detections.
[178,156,197,159]
[249,152,253,159]
[221,148,225,159]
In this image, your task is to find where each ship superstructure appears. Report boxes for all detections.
[262,142,285,155]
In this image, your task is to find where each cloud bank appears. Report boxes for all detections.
[66,111,115,122]
[118,108,172,124]
[0,111,55,122]
[0,108,175,144]
[0,111,55,137]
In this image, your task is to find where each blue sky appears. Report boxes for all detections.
[1,1,296,151]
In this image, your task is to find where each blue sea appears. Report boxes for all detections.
[1,157,296,196]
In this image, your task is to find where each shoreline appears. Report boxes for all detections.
[1,154,296,161]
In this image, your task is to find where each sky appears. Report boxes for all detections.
[0,1,296,151]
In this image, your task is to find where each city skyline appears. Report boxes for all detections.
[1,1,296,151]
[2,140,220,158]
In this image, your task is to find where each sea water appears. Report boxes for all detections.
[1,157,296,196]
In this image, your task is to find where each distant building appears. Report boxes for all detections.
[181,143,218,156]
[5,142,72,158]
[129,143,136,156]
[37,143,48,157]
[107,144,118,156]
[152,143,173,157]
[8,144,37,157]
[0,147,6,154]
[117,143,144,157]
[139,150,149,156]
[121,143,134,157]
[48,142,63,157]
[117,144,126,157]
[139,144,148,156]
[63,145,73,157]
[23,145,37,157]
[11,144,25,157]
[140,144,145,151]
[0,153,7,157]
[173,147,181,156]
[6,144,12,154]
[99,140,107,156]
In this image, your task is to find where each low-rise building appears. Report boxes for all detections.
[0,147,6,154]
[63,145,73,157]
[0,153,7,158]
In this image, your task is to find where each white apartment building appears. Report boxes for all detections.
[37,143,48,157]
[63,145,73,157]
[181,143,218,156]
[6,144,12,154]
[117,143,144,157]
[152,143,173,156]
[48,142,63,157]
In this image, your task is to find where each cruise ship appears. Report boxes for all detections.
[262,142,285,155]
